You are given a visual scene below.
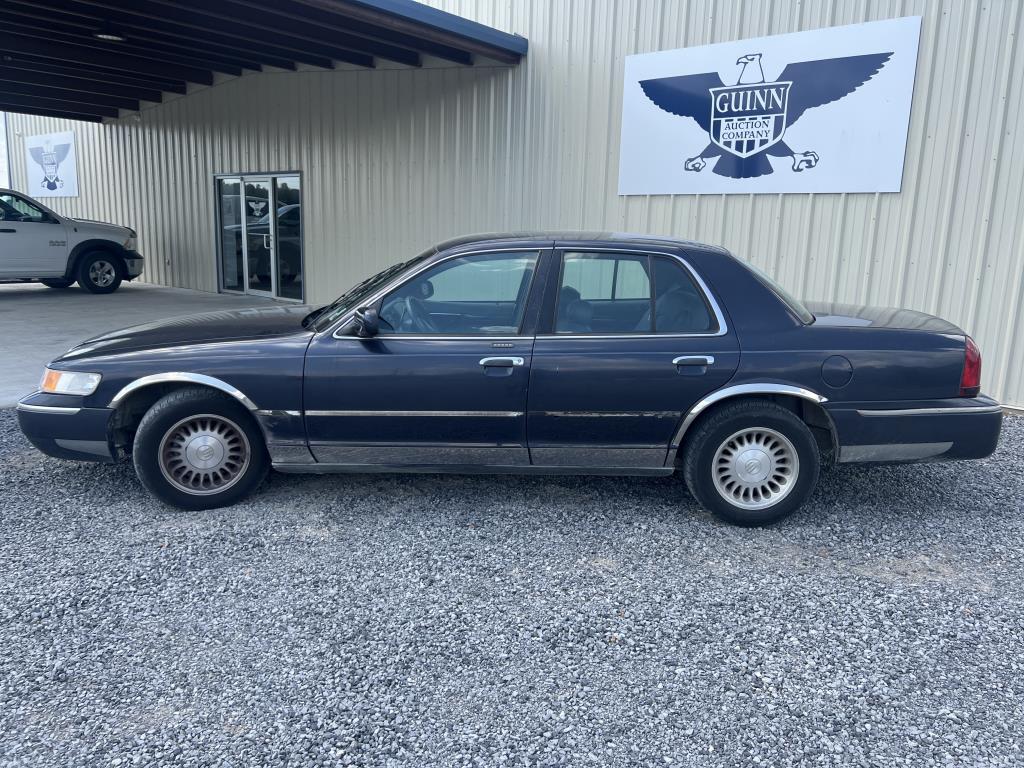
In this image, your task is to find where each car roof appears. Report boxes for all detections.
[434,230,729,254]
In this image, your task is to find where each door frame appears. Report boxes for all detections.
[213,170,304,302]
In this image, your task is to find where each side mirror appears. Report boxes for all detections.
[354,307,379,338]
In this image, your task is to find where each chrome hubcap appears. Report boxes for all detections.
[89,260,116,287]
[158,414,250,496]
[712,427,799,510]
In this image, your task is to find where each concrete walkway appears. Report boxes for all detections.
[0,281,280,406]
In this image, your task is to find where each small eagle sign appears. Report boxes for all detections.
[618,17,921,195]
[24,131,79,198]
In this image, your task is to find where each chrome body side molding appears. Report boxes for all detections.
[108,372,259,410]
[16,402,82,415]
[665,382,830,465]
[839,442,953,463]
[856,405,1003,417]
[304,410,524,418]
[273,462,674,477]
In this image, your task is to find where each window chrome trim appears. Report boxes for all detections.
[335,335,530,342]
[855,405,1003,417]
[108,373,259,411]
[16,402,82,415]
[305,410,524,418]
[328,246,549,340]
[544,246,728,338]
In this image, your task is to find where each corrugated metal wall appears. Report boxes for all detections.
[4,0,1024,406]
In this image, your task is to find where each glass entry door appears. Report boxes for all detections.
[216,173,303,300]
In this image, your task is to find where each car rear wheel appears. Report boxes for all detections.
[682,399,820,526]
[40,278,74,289]
[132,388,268,510]
[77,252,123,294]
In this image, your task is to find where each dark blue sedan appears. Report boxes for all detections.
[16,232,1002,525]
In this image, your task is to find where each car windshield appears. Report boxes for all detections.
[304,250,434,331]
[739,260,815,324]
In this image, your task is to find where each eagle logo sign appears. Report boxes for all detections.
[639,51,892,179]
[28,140,72,191]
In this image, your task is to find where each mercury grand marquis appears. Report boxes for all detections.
[16,232,1002,526]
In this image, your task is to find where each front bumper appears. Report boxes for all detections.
[16,394,116,462]
[123,252,144,280]
[827,396,1003,464]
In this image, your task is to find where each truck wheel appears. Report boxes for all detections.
[682,399,820,527]
[40,278,74,289]
[132,387,269,510]
[78,252,123,294]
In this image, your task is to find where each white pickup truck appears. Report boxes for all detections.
[0,188,143,293]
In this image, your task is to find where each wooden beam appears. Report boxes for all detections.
[0,81,140,111]
[0,14,248,77]
[0,102,104,122]
[189,0,422,67]
[0,92,119,118]
[0,31,215,85]
[34,0,364,69]
[243,0,472,65]
[0,55,187,95]
[4,0,300,72]
[0,65,163,103]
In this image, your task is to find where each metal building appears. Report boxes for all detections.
[2,0,1023,407]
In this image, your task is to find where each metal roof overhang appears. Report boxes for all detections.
[0,0,528,123]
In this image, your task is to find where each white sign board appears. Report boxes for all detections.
[618,16,922,195]
[0,113,10,188]
[24,130,79,197]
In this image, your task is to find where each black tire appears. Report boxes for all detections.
[77,251,123,294]
[132,387,269,510]
[40,278,74,289]
[682,399,820,527]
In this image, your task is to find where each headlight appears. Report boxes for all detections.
[40,368,102,396]
[123,235,138,252]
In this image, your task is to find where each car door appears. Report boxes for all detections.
[303,248,550,466]
[528,248,740,468]
[0,192,68,277]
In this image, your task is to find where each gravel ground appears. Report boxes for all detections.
[1,409,1022,767]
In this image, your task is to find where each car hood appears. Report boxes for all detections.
[805,301,964,334]
[57,304,315,361]
[71,218,133,237]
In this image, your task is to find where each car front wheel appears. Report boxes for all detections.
[132,388,269,510]
[682,399,820,526]
[77,252,123,293]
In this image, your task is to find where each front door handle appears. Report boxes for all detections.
[479,357,525,368]
[673,355,715,367]
[0,229,16,233]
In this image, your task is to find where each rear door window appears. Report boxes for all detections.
[554,252,718,334]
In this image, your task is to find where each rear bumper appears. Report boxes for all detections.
[827,396,1003,464]
[16,395,116,462]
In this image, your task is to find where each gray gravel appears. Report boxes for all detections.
[1,409,1022,767]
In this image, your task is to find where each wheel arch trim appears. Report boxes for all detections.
[668,383,831,460]
[107,372,259,411]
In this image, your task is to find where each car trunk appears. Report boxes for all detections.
[804,302,965,335]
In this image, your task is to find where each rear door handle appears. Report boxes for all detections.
[479,357,525,367]
[0,229,16,233]
[673,355,714,367]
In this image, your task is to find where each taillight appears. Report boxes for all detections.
[960,336,982,397]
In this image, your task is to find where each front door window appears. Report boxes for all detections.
[378,251,538,335]
[215,173,303,300]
